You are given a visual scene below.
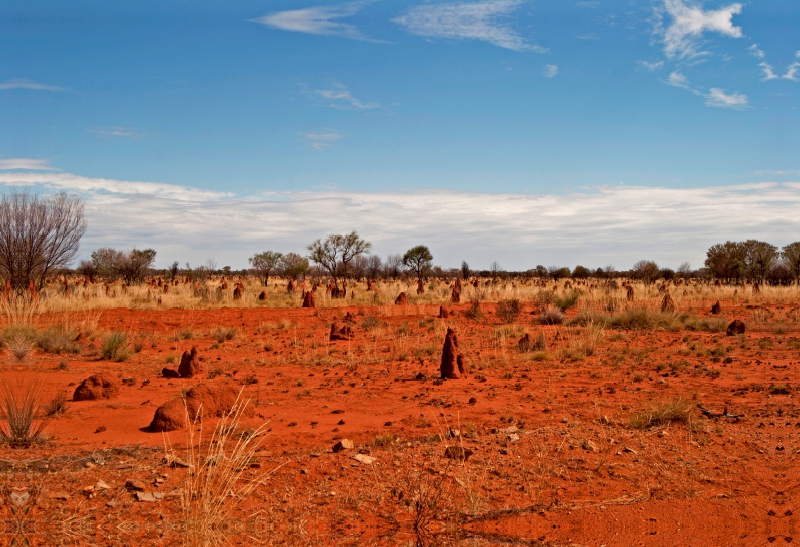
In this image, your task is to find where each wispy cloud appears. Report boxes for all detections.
[666,70,690,88]
[705,87,748,109]
[88,126,141,138]
[0,171,229,201]
[753,170,800,175]
[747,44,765,60]
[304,82,380,110]
[0,78,67,92]
[665,71,748,109]
[393,0,547,53]
[783,55,800,81]
[250,1,383,42]
[575,33,600,40]
[298,131,343,150]
[749,45,778,81]
[655,0,743,59]
[638,60,664,71]
[0,158,60,171]
[3,170,798,269]
[543,64,558,78]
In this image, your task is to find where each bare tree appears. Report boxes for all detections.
[365,255,383,280]
[384,254,403,280]
[91,247,156,284]
[0,192,87,293]
[307,231,371,290]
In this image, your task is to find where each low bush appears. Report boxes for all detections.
[101,332,131,361]
[496,299,523,324]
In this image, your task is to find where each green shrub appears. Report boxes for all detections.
[101,332,131,362]
[554,291,579,312]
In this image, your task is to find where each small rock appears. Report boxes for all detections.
[444,446,473,461]
[623,446,637,454]
[499,425,518,435]
[506,433,520,442]
[332,439,354,452]
[353,454,376,465]
[125,479,147,492]
[468,397,478,405]
[163,455,193,468]
[135,491,157,502]
[95,426,107,433]
[95,480,111,490]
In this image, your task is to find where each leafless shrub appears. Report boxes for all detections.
[0,191,86,294]
[496,299,522,324]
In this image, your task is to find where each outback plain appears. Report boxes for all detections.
[1,273,797,547]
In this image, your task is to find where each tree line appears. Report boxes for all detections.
[1,191,798,293]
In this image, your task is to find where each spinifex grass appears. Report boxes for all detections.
[0,376,54,447]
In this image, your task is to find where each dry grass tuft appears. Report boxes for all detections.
[628,398,695,429]
[167,391,273,547]
[0,377,53,447]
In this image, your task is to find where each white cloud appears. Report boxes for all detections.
[304,82,380,110]
[298,131,343,150]
[753,170,800,175]
[783,62,800,82]
[393,0,546,52]
[1,169,798,270]
[575,33,600,40]
[0,78,67,91]
[705,87,748,109]
[0,158,60,171]
[88,126,140,138]
[656,0,743,59]
[747,44,765,59]
[665,72,747,109]
[543,64,558,78]
[666,70,693,90]
[250,1,383,42]
[759,62,778,81]
[0,171,229,201]
[638,60,664,71]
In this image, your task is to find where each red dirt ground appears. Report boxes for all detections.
[1,301,797,546]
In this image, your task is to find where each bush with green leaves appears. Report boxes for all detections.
[101,332,131,361]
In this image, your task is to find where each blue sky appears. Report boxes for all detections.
[1,1,798,269]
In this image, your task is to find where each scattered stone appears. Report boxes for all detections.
[353,454,376,465]
[135,491,157,502]
[507,433,520,442]
[468,397,477,405]
[726,319,746,336]
[95,480,111,490]
[622,446,637,454]
[125,479,147,492]
[162,455,193,468]
[161,368,181,378]
[444,446,473,461]
[73,374,121,401]
[332,439,354,452]
[498,425,518,435]
[94,426,107,433]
